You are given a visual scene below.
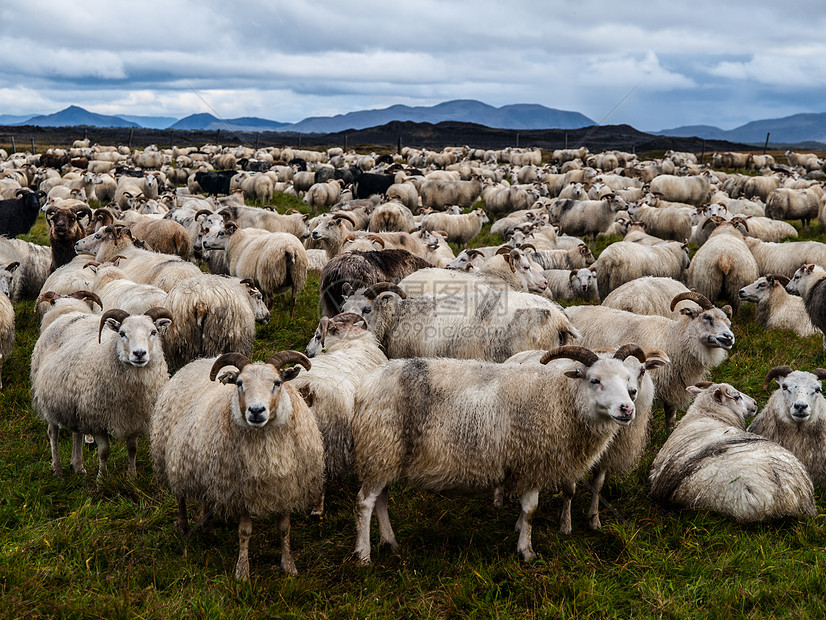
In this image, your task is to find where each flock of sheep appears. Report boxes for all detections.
[2,138,826,580]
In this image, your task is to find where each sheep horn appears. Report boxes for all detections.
[265,350,312,371]
[317,316,331,346]
[68,290,102,309]
[144,307,174,324]
[331,312,367,326]
[495,246,512,256]
[36,291,59,305]
[518,244,536,253]
[670,291,714,311]
[72,204,93,223]
[540,345,599,367]
[702,216,722,230]
[770,274,790,287]
[466,249,484,258]
[763,366,793,390]
[193,209,214,220]
[93,209,116,226]
[210,353,252,381]
[811,368,826,381]
[613,344,646,364]
[217,208,234,222]
[694,381,714,389]
[83,260,100,269]
[98,309,130,343]
[44,204,60,219]
[363,282,407,300]
[332,212,357,226]
[366,234,386,248]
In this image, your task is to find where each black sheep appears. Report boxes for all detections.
[0,189,45,238]
[319,249,430,317]
[352,170,396,199]
[194,170,237,196]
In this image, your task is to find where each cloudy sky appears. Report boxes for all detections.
[1,1,825,131]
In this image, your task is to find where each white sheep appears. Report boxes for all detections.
[151,351,324,580]
[748,367,826,485]
[352,344,642,563]
[543,267,599,302]
[785,263,826,348]
[567,291,734,431]
[648,174,710,206]
[0,261,17,389]
[650,383,816,521]
[601,276,691,318]
[591,241,689,299]
[419,208,489,247]
[293,313,388,516]
[368,201,416,233]
[738,275,820,338]
[31,306,173,479]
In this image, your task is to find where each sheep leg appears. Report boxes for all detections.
[278,513,298,575]
[586,468,608,530]
[69,432,86,475]
[47,423,63,478]
[559,480,575,535]
[665,404,677,433]
[354,484,382,565]
[289,287,298,318]
[493,485,504,507]
[93,433,110,481]
[126,435,138,478]
[515,490,539,562]
[199,503,215,533]
[235,511,252,581]
[375,486,399,553]
[0,354,3,390]
[311,487,325,518]
[176,497,189,534]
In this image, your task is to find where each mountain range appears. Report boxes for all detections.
[4,102,826,146]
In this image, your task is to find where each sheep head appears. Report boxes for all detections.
[98,307,171,368]
[210,351,310,428]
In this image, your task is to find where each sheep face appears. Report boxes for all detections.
[218,363,300,428]
[688,383,757,421]
[507,250,548,293]
[738,277,772,304]
[680,305,735,351]
[305,313,368,357]
[75,226,117,255]
[103,314,170,368]
[201,223,235,251]
[446,250,483,271]
[787,264,825,297]
[570,268,597,296]
[0,262,18,298]
[772,370,824,422]
[564,357,637,426]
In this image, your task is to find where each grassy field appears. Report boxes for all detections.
[2,198,826,618]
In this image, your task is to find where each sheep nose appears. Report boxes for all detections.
[247,405,267,423]
[794,402,809,415]
[132,349,147,360]
[619,403,633,415]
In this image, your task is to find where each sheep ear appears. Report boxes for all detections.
[153,317,172,334]
[644,358,668,371]
[564,368,584,379]
[342,282,354,297]
[686,386,703,396]
[280,366,302,382]
[105,317,122,333]
[721,305,732,319]
[680,307,696,318]
[217,370,238,385]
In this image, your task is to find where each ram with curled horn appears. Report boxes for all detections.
[566,289,736,432]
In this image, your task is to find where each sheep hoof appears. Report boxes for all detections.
[281,558,298,576]
[355,550,372,566]
[70,464,87,475]
[52,466,64,479]
[587,515,602,530]
[559,523,572,536]
[519,547,537,563]
[234,564,250,581]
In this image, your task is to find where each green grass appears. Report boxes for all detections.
[3,200,826,618]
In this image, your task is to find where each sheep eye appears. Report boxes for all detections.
[273,380,282,389]
[150,330,158,336]
[590,378,600,385]
[362,306,372,314]
[782,384,788,391]
[816,387,822,394]
[734,394,741,401]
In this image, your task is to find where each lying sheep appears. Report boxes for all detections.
[151,351,324,580]
[31,307,173,479]
[738,275,820,338]
[567,291,734,430]
[218,204,309,239]
[650,383,816,521]
[601,277,691,318]
[748,367,826,485]
[688,221,758,312]
[736,216,797,243]
[592,241,689,299]
[90,264,169,314]
[786,263,826,348]
[294,313,388,516]
[352,344,642,563]
[341,282,578,362]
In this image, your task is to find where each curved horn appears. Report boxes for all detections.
[193,209,214,220]
[540,345,599,367]
[770,274,790,287]
[702,216,722,230]
[83,260,100,270]
[144,306,174,323]
[763,366,793,390]
[331,312,368,325]
[68,290,102,309]
[71,204,93,223]
[210,352,252,381]
[518,243,536,253]
[36,291,59,305]
[265,350,312,371]
[365,234,386,248]
[811,368,826,381]
[44,204,61,219]
[98,309,130,343]
[670,291,714,311]
[93,209,116,226]
[465,249,484,258]
[363,282,407,300]
[613,343,646,364]
[495,246,512,256]
[217,208,234,222]
[332,212,357,226]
